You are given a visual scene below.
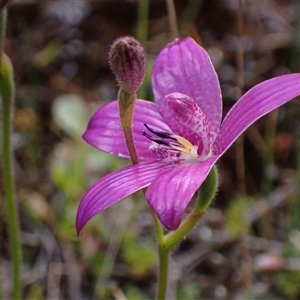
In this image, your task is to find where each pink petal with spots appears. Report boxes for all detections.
[152,37,222,142]
[166,92,212,156]
[83,100,172,160]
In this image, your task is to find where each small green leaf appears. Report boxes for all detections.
[276,271,300,300]
[177,282,201,300]
[125,285,149,300]
[32,40,61,68]
[122,233,156,276]
[52,94,88,138]
[225,196,251,236]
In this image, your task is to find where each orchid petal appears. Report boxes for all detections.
[152,37,222,141]
[83,100,172,160]
[146,157,218,230]
[76,160,176,235]
[215,74,300,155]
[166,92,212,156]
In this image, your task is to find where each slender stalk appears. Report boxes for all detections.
[165,0,179,40]
[262,111,278,195]
[179,0,203,36]
[235,0,245,196]
[260,111,278,242]
[145,187,168,299]
[136,0,150,100]
[147,201,168,300]
[151,208,169,299]
[0,9,6,299]
[288,0,300,244]
[157,245,169,300]
[118,89,139,164]
[151,209,164,242]
[0,55,22,300]
[0,8,6,53]
[137,0,149,47]
[236,1,253,292]
[146,199,168,299]
[290,126,300,230]
[1,8,22,299]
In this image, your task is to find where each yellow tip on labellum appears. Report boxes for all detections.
[170,135,198,158]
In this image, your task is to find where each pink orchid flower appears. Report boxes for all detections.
[76,37,300,234]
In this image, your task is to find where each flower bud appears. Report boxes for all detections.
[109,36,146,93]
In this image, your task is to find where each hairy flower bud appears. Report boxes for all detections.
[109,36,146,93]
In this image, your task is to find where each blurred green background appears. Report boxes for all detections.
[1,0,300,299]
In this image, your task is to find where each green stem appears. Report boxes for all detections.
[137,0,149,47]
[235,0,246,196]
[136,0,149,100]
[118,88,139,164]
[150,209,164,242]
[0,52,22,300]
[262,111,277,195]
[157,244,169,300]
[179,0,203,36]
[261,111,278,240]
[150,209,169,300]
[165,0,179,40]
[0,9,6,54]
[0,10,5,300]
